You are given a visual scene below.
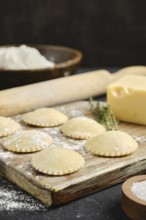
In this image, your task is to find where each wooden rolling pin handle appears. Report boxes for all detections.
[1,66,146,116]
[112,66,146,80]
[0,70,111,116]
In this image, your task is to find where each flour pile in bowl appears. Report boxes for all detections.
[0,45,55,70]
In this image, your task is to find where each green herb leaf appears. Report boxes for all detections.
[89,97,118,130]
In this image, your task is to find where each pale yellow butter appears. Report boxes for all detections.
[107,75,146,125]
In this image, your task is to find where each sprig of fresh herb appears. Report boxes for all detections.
[89,98,118,130]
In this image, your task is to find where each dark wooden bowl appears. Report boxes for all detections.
[122,175,146,220]
[0,45,82,90]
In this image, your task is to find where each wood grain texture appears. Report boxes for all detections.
[0,101,146,207]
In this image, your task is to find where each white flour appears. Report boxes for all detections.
[2,130,51,149]
[0,102,146,211]
[131,180,146,202]
[0,45,55,70]
[0,177,47,211]
[42,127,86,155]
[133,135,146,144]
[0,114,87,212]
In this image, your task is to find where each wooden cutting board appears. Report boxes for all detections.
[0,101,146,207]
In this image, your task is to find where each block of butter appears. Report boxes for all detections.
[107,75,146,125]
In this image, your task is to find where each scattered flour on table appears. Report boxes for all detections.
[0,179,48,211]
[0,145,44,212]
[131,180,146,202]
[0,45,55,70]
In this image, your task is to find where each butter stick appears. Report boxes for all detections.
[107,75,146,125]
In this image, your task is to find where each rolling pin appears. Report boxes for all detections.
[1,66,146,116]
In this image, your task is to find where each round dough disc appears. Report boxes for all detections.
[61,117,105,139]
[31,147,85,175]
[22,108,68,127]
[85,130,138,157]
[0,116,21,137]
[2,130,52,153]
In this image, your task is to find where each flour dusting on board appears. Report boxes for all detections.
[42,127,86,153]
[1,101,146,208]
[133,135,146,144]
[0,103,89,211]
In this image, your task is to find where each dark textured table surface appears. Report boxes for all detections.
[0,68,131,220]
[0,176,130,220]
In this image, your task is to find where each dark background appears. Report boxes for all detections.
[0,0,146,67]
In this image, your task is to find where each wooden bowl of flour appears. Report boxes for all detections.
[0,44,82,90]
[122,175,146,220]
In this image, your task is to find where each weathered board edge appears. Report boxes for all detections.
[52,158,146,205]
[0,160,52,207]
[0,157,146,207]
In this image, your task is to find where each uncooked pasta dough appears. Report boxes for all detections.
[0,116,21,137]
[2,130,52,153]
[61,117,105,139]
[22,108,68,127]
[31,147,85,175]
[85,130,138,157]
